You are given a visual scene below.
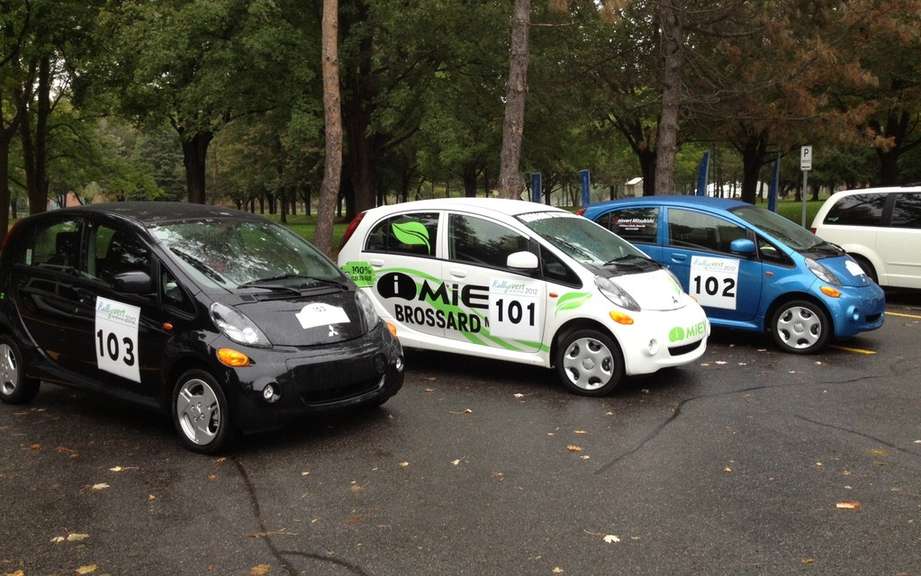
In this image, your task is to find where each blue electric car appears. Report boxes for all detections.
[583,197,885,353]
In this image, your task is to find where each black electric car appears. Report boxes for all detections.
[0,202,404,453]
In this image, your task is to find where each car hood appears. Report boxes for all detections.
[607,269,688,311]
[234,290,365,346]
[817,255,874,288]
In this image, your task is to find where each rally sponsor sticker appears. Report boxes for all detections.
[845,259,865,277]
[95,297,141,383]
[341,260,375,287]
[488,278,542,341]
[295,302,350,330]
[689,256,739,310]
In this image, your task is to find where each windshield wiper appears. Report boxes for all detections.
[170,248,229,285]
[239,274,347,291]
[603,254,653,267]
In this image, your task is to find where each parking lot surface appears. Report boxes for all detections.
[2,291,921,576]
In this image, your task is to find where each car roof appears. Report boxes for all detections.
[36,202,265,227]
[828,186,921,198]
[588,195,749,212]
[365,197,567,217]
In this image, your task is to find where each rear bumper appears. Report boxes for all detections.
[816,282,886,339]
[217,324,404,433]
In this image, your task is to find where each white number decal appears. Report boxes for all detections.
[689,256,740,310]
[488,279,542,341]
[95,297,141,382]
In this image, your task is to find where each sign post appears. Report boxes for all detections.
[800,146,812,227]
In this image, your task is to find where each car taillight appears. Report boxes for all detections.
[340,211,366,249]
[576,208,586,216]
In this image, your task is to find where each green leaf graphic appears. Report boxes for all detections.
[556,291,592,313]
[392,221,431,253]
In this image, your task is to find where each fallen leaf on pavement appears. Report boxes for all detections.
[90,483,109,492]
[574,430,587,435]
[56,447,79,458]
[566,445,583,453]
[51,536,66,543]
[802,558,815,565]
[249,565,271,576]
[6,570,25,576]
[513,393,525,399]
[75,565,97,575]
[836,500,861,510]
[148,495,157,502]
[30,443,41,450]
[868,448,889,458]
[580,455,591,460]
[108,466,137,473]
[398,462,409,468]
[450,459,462,466]
[714,361,727,365]
[66,533,90,542]
[300,471,310,476]
[603,534,621,544]
[723,466,733,473]
[552,567,564,574]
[208,474,217,481]
[424,388,435,393]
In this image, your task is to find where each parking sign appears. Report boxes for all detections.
[800,146,812,171]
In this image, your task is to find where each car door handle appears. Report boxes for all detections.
[670,254,688,263]
[448,268,467,278]
[369,259,385,268]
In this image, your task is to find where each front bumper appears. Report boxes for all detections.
[215,324,404,433]
[814,281,886,339]
[611,304,710,376]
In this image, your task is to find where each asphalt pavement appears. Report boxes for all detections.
[2,291,921,576]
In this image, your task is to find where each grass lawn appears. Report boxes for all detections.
[263,212,349,246]
[774,199,825,227]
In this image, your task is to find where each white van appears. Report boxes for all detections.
[812,187,921,289]
[337,198,709,396]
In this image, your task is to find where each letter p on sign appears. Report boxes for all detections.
[800,146,812,171]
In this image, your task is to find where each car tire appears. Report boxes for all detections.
[770,300,831,354]
[0,336,40,405]
[171,369,235,454]
[850,254,878,285]
[554,329,625,396]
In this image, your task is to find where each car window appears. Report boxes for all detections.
[365,212,439,257]
[540,245,581,286]
[668,209,749,254]
[824,194,887,226]
[87,224,151,287]
[448,214,532,270]
[757,236,793,267]
[891,193,921,229]
[161,266,193,313]
[604,207,659,243]
[21,218,83,272]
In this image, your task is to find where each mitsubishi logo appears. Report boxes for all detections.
[671,295,679,305]
[327,325,339,337]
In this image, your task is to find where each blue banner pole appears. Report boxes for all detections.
[579,169,591,208]
[768,154,780,212]
[696,150,710,197]
[530,172,542,203]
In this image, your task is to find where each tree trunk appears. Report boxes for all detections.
[877,149,900,186]
[18,54,51,214]
[181,131,213,204]
[463,163,477,198]
[315,0,343,257]
[0,138,10,243]
[497,0,530,199]
[279,188,288,223]
[655,0,681,196]
[639,150,656,196]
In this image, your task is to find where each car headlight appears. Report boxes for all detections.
[595,276,641,312]
[356,289,381,329]
[805,257,840,285]
[209,302,271,348]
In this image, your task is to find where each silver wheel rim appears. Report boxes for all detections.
[563,337,614,391]
[777,306,822,350]
[0,344,18,396]
[176,378,221,445]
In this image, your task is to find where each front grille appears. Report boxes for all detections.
[668,339,702,357]
[299,375,384,405]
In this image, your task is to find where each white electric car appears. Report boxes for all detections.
[338,199,709,395]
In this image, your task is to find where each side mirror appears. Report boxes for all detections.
[730,238,756,256]
[506,251,539,270]
[112,270,153,294]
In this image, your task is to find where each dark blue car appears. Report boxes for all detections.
[583,196,885,353]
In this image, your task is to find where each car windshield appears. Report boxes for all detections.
[520,212,650,268]
[730,205,824,252]
[150,219,344,290]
